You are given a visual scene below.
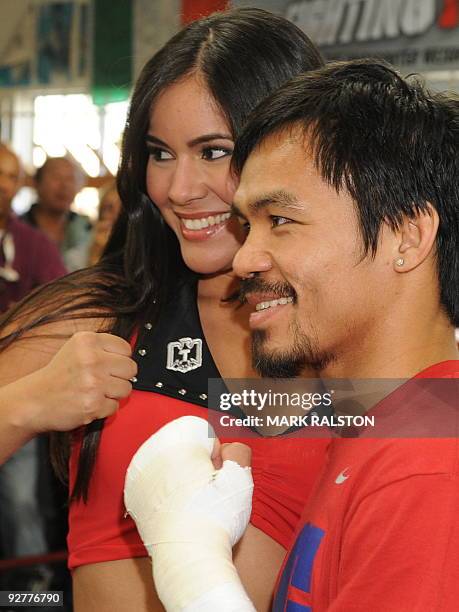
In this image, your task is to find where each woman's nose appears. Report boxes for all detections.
[167,158,207,205]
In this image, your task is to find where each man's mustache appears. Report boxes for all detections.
[238,276,296,305]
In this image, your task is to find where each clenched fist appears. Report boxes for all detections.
[25,331,137,432]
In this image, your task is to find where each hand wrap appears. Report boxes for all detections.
[124,416,255,611]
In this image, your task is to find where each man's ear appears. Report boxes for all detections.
[392,203,439,273]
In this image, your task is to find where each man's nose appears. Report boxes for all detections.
[232,232,273,278]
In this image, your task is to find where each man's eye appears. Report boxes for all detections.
[147,147,173,161]
[271,215,291,228]
[201,147,233,161]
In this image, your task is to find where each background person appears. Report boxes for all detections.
[66,181,122,269]
[0,145,66,311]
[22,157,92,271]
[88,182,122,265]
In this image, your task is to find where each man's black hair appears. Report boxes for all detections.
[233,59,459,326]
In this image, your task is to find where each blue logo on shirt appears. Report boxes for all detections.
[273,523,325,611]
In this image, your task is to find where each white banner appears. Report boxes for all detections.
[234,0,459,72]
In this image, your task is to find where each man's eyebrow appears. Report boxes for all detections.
[231,190,301,219]
[145,133,233,148]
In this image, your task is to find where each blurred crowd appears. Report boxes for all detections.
[0,142,121,608]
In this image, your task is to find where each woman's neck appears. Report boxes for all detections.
[197,270,239,302]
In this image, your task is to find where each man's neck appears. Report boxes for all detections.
[34,206,68,243]
[320,315,458,380]
[35,205,68,223]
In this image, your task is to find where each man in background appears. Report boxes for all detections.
[22,156,92,271]
[0,145,66,311]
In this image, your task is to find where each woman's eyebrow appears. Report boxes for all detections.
[145,133,233,148]
[187,133,233,147]
[145,135,168,147]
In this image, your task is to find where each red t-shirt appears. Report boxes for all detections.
[274,361,459,611]
[68,390,330,569]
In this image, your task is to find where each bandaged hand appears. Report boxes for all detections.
[124,416,256,611]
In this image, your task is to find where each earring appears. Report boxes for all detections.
[395,258,404,267]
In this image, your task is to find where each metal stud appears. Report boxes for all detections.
[130,376,138,383]
[145,322,153,330]
[178,389,187,395]
[155,382,163,388]
[138,348,147,356]
[199,393,207,400]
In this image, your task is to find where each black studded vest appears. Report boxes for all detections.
[132,279,221,409]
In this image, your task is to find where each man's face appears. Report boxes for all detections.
[0,148,21,222]
[232,132,394,376]
[36,159,79,214]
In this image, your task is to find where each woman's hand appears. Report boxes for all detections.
[9,331,137,434]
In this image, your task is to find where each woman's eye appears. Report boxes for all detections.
[201,147,232,161]
[148,147,173,161]
[232,214,250,233]
[271,215,291,228]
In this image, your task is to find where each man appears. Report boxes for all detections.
[229,60,459,610]
[0,145,66,312]
[22,157,92,271]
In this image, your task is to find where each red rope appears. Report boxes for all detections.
[0,550,67,571]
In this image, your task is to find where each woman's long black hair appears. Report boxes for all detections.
[0,8,324,502]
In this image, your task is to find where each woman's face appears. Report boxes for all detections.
[146,75,245,275]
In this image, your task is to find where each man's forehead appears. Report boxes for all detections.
[46,159,74,173]
[234,131,311,211]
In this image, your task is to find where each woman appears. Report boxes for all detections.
[88,182,123,266]
[0,8,328,611]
